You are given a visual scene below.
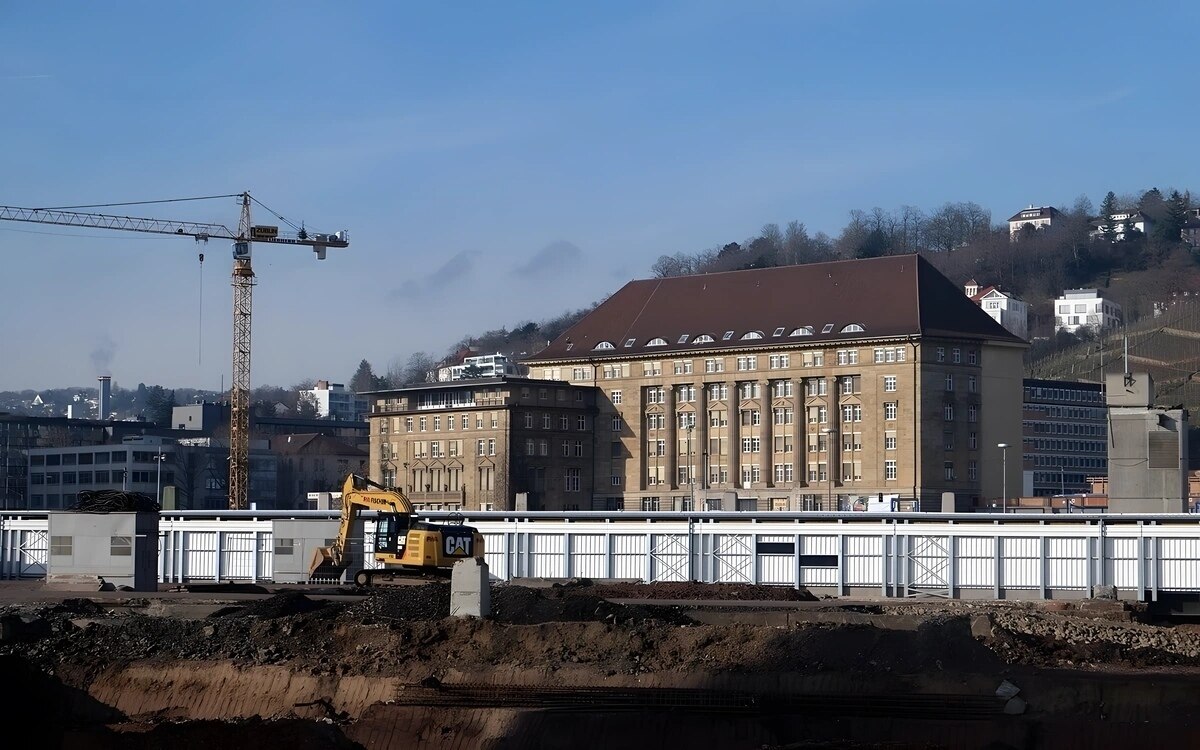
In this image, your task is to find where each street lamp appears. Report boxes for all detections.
[823,427,837,511]
[154,453,168,506]
[1060,463,1065,496]
[997,443,1009,513]
[686,424,695,511]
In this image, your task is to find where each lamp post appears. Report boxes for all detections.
[1060,464,1065,496]
[823,427,837,511]
[997,443,1009,513]
[154,453,168,507]
[687,424,695,511]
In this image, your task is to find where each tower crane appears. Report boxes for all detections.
[0,192,349,509]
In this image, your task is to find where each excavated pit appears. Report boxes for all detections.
[7,582,1200,749]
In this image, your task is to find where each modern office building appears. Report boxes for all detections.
[1054,289,1122,334]
[1021,379,1107,497]
[300,381,368,422]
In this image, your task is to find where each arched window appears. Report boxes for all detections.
[594,341,615,350]
[790,326,814,336]
[740,331,764,340]
[692,334,715,344]
[647,337,668,346]
[841,323,865,333]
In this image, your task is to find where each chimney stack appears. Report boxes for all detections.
[98,376,112,421]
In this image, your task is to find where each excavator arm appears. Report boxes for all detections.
[309,474,416,580]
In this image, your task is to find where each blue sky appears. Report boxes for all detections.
[2,1,1198,391]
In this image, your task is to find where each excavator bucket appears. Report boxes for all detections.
[309,547,347,582]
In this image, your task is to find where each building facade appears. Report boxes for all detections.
[1089,210,1151,242]
[1054,289,1122,334]
[525,255,1026,512]
[272,433,367,509]
[437,353,524,382]
[367,378,598,512]
[301,381,367,422]
[1021,379,1107,497]
[965,281,1028,340]
[1007,206,1061,239]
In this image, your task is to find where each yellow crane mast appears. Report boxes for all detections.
[0,192,349,509]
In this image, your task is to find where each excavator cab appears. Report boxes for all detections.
[373,512,410,557]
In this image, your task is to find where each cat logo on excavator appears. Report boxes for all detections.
[443,533,474,557]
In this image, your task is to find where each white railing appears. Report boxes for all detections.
[5,510,1200,601]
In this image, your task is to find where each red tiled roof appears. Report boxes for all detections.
[525,254,1024,364]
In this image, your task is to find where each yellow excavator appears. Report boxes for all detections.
[309,474,485,586]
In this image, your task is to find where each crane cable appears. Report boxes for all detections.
[33,194,241,211]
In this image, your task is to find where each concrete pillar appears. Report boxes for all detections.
[450,558,491,618]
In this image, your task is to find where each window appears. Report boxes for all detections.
[610,390,622,404]
[969,431,977,450]
[677,384,696,402]
[487,438,496,455]
[653,439,666,456]
[841,323,864,333]
[565,468,581,492]
[674,360,693,374]
[936,347,945,362]
[884,375,897,392]
[45,534,75,557]
[611,475,622,486]
[944,462,955,480]
[736,356,757,371]
[885,460,898,480]
[577,416,588,430]
[648,337,667,346]
[821,324,835,334]
[968,350,977,365]
[944,431,954,450]
[722,331,735,340]
[885,432,897,450]
[594,341,615,350]
[524,412,534,429]
[968,404,978,423]
[740,382,760,399]
[740,331,764,340]
[741,465,762,484]
[477,439,486,456]
[944,404,954,421]
[693,334,715,344]
[968,460,978,481]
[574,441,583,457]
[110,535,132,557]
[611,417,623,431]
[840,376,859,395]
[952,348,961,364]
[708,410,727,427]
[572,367,590,380]
[894,347,906,363]
[771,380,793,397]
[769,354,789,369]
[419,417,427,432]
[792,326,814,336]
[624,338,636,348]
[884,402,897,420]
[542,414,551,429]
[836,349,858,365]
[647,413,665,429]
[525,439,536,455]
[741,437,761,453]
[539,440,548,456]
[968,375,977,393]
[773,407,793,425]
[643,362,661,377]
[708,383,728,400]
[704,358,725,373]
[642,497,661,511]
[646,387,665,404]
[560,415,570,429]
[774,464,794,482]
[677,412,696,429]
[945,374,954,391]
[740,409,761,426]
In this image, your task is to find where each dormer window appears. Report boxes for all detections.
[722,331,735,340]
[647,337,667,347]
[677,334,690,344]
[840,324,865,333]
[773,327,785,336]
[624,339,636,348]
[693,334,715,344]
[821,324,835,334]
[594,341,615,350]
[740,331,763,340]
[791,326,814,336]
[565,343,574,351]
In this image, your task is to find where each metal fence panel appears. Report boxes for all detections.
[529,533,566,578]
[1046,537,1087,589]
[1159,537,1200,591]
[611,534,646,580]
[1001,537,1039,589]
[845,535,881,586]
[569,534,607,579]
[1107,537,1139,589]
[956,537,995,588]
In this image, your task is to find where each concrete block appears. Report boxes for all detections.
[450,558,491,618]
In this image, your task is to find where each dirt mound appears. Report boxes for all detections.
[554,580,817,602]
[230,592,327,620]
[344,585,451,622]
[492,585,692,626]
[53,598,107,616]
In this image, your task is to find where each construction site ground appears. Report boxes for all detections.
[5,579,1200,749]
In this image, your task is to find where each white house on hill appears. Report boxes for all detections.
[1007,206,1061,240]
[1054,289,1122,334]
[965,280,1028,340]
